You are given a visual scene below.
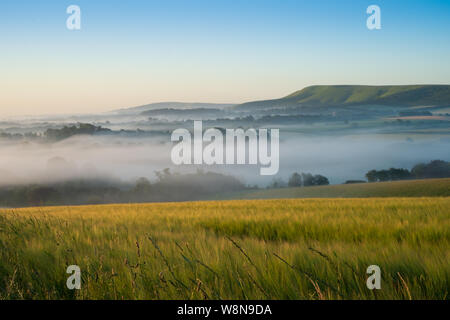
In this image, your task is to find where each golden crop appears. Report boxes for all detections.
[1,197,449,300]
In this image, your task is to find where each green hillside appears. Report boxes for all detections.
[235,85,450,110]
[216,178,450,199]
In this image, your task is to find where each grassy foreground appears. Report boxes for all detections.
[0,198,449,300]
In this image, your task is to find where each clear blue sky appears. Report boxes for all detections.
[1,0,450,115]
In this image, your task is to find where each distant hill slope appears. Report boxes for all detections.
[113,102,235,115]
[214,178,450,199]
[140,108,225,117]
[235,85,450,111]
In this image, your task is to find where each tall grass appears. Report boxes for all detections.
[0,198,448,300]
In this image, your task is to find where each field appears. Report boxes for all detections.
[219,178,450,200]
[1,196,449,300]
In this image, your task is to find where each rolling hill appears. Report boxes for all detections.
[235,85,450,111]
[113,102,235,115]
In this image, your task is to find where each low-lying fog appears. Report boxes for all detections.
[0,132,449,187]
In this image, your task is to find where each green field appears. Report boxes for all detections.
[218,178,450,200]
[1,195,449,300]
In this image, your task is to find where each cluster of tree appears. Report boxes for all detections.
[45,123,111,141]
[366,160,450,182]
[127,169,245,202]
[0,169,246,207]
[268,172,330,189]
[288,172,329,187]
[365,168,411,182]
[410,160,450,179]
[0,132,40,140]
[0,124,170,143]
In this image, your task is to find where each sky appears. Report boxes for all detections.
[1,0,450,116]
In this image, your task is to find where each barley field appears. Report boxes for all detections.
[0,197,449,300]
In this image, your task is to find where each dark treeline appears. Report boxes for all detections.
[268,172,330,189]
[366,160,450,182]
[45,123,111,140]
[0,123,110,142]
[0,169,245,208]
[127,169,245,203]
[288,172,330,187]
[0,123,166,142]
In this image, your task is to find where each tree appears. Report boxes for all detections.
[376,170,390,182]
[366,170,378,182]
[268,178,287,189]
[133,177,152,194]
[422,160,450,178]
[411,160,449,179]
[411,163,426,178]
[366,160,450,182]
[388,168,411,181]
[155,168,171,181]
[288,172,302,187]
[301,173,314,186]
[312,174,329,186]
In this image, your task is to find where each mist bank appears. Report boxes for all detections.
[0,170,247,207]
[0,118,448,207]
[0,100,449,192]
[0,128,449,187]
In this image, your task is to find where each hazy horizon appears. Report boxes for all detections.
[3,82,450,118]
